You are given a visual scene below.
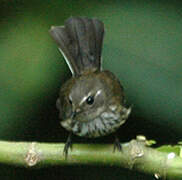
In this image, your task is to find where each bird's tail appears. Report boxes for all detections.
[49,17,104,76]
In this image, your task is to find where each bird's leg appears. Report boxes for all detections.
[63,132,73,159]
[113,134,122,152]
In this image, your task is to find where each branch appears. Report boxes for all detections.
[0,139,182,179]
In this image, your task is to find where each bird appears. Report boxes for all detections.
[49,17,131,158]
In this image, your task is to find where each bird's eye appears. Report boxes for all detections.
[86,96,94,105]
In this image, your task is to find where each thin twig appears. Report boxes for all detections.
[0,140,181,179]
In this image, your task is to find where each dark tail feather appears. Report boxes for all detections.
[49,17,104,76]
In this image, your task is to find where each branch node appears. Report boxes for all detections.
[124,139,145,170]
[25,142,40,167]
[130,140,144,159]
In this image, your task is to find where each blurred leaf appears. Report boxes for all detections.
[157,145,181,156]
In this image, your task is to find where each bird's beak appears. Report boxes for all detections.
[70,107,81,119]
[70,111,76,119]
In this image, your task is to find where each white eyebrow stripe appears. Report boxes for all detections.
[69,95,72,101]
[95,89,102,97]
[79,95,88,106]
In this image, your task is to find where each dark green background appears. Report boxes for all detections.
[0,0,182,179]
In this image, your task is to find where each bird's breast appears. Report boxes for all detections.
[60,105,131,138]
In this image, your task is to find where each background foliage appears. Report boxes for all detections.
[0,0,182,179]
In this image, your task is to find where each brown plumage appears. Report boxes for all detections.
[49,17,104,76]
[49,17,131,158]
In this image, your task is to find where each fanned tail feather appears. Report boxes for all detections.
[49,17,104,76]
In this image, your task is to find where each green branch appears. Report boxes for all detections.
[0,139,182,179]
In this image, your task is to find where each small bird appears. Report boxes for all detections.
[49,17,131,157]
